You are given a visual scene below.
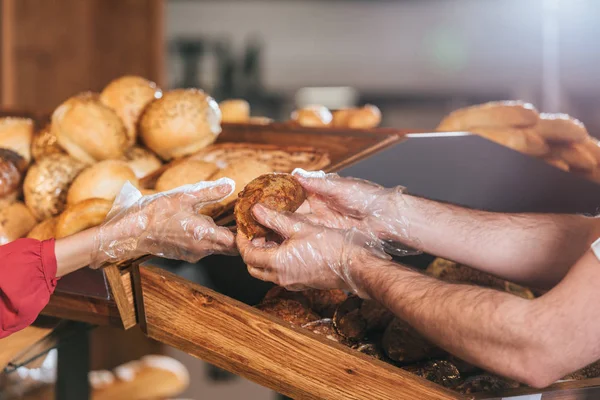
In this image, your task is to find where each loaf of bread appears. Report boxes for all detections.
[26,217,58,240]
[537,113,589,143]
[332,105,382,129]
[471,127,549,156]
[0,202,37,245]
[291,105,333,127]
[55,198,112,238]
[154,160,218,192]
[67,160,139,205]
[100,75,162,146]
[436,101,539,131]
[219,99,250,123]
[0,117,34,162]
[140,89,222,160]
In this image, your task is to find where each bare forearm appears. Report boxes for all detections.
[402,195,597,288]
[54,227,98,277]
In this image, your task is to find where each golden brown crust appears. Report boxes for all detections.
[67,160,139,205]
[155,160,218,192]
[436,101,539,131]
[0,148,27,198]
[263,286,347,318]
[291,105,333,127]
[55,198,112,238]
[26,217,58,240]
[234,173,306,239]
[122,146,163,179]
[537,113,589,143]
[581,136,600,164]
[471,127,548,156]
[347,105,382,129]
[219,99,250,123]
[255,298,320,327]
[51,92,129,164]
[100,75,162,146]
[24,154,86,220]
[382,318,445,364]
[139,89,221,160]
[0,117,34,163]
[548,143,597,172]
[0,202,37,245]
[31,124,65,161]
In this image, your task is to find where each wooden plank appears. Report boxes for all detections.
[104,266,137,329]
[0,0,15,106]
[137,264,461,400]
[42,292,122,327]
[0,316,60,369]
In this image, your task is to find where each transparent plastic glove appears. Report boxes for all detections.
[237,204,391,298]
[90,178,237,269]
[292,168,421,256]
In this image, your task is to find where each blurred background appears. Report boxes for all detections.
[1,0,599,398]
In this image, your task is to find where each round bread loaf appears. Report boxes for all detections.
[55,198,113,238]
[0,117,34,162]
[31,124,65,161]
[256,298,320,327]
[436,101,539,131]
[26,217,58,240]
[24,154,86,220]
[537,113,589,143]
[219,99,250,123]
[67,160,139,205]
[0,202,37,245]
[100,76,162,146]
[51,92,129,164]
[0,148,28,198]
[234,173,306,239]
[139,89,221,160]
[291,105,333,127]
[122,146,162,179]
[154,160,218,192]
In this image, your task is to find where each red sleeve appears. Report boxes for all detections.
[0,238,58,338]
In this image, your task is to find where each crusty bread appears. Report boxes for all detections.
[31,124,65,161]
[100,76,162,146]
[0,148,28,198]
[155,160,218,192]
[0,117,34,162]
[332,105,382,129]
[436,101,539,131]
[0,202,37,245]
[55,198,112,238]
[121,146,162,179]
[51,92,129,164]
[548,143,597,172]
[26,217,58,240]
[219,99,250,123]
[24,154,86,220]
[537,113,589,143]
[0,191,18,209]
[291,105,333,127]
[67,160,139,205]
[139,89,222,160]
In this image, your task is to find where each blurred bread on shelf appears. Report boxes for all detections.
[332,105,382,129]
[436,101,539,131]
[291,105,333,127]
[248,116,274,125]
[219,99,250,123]
[548,143,597,172]
[0,117,34,163]
[537,113,589,143]
[67,160,138,205]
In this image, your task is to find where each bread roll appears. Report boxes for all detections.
[139,89,221,160]
[248,116,274,125]
[51,92,129,164]
[581,137,600,164]
[26,217,58,240]
[67,160,138,205]
[0,117,34,162]
[347,105,382,129]
[219,99,250,123]
[437,101,539,131]
[100,76,162,146]
[0,192,18,209]
[291,105,333,127]
[537,113,589,143]
[121,146,162,179]
[55,198,112,238]
[31,124,65,161]
[155,160,218,192]
[544,157,570,172]
[471,127,539,155]
[24,154,86,220]
[548,143,597,172]
[0,202,37,245]
[199,159,272,217]
[522,129,550,157]
[0,148,27,198]
[331,109,353,127]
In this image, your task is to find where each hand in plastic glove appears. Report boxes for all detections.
[292,168,420,256]
[237,204,390,297]
[90,179,237,269]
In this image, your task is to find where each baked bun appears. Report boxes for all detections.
[67,160,138,205]
[249,116,274,125]
[332,105,382,129]
[100,76,162,146]
[121,146,162,179]
[26,217,58,240]
[0,202,37,245]
[544,157,570,172]
[55,198,112,238]
[548,143,597,172]
[139,89,221,160]
[0,117,34,162]
[0,148,28,198]
[219,99,250,123]
[51,92,129,164]
[24,154,86,220]
[31,124,65,161]
[537,113,589,143]
[437,101,539,131]
[199,159,272,217]
[0,192,18,209]
[291,105,333,127]
[154,160,218,192]
[472,127,549,156]
[235,174,306,239]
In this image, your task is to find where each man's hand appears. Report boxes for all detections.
[236,204,389,296]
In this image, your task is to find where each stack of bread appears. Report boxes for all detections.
[436,101,600,183]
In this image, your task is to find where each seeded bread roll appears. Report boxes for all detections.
[437,101,539,131]
[67,160,139,205]
[155,160,218,192]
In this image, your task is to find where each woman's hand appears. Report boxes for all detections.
[237,204,390,297]
[90,179,237,268]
